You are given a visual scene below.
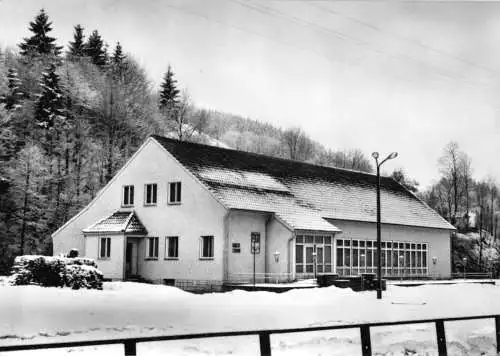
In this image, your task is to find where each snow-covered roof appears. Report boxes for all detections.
[83,211,147,235]
[152,135,455,231]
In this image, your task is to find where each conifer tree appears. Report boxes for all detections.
[67,24,86,58]
[18,9,62,57]
[0,68,24,111]
[84,30,107,67]
[159,65,179,109]
[35,63,65,130]
[112,42,126,65]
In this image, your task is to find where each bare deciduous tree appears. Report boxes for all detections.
[438,141,462,224]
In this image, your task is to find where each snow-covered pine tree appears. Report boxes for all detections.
[0,68,24,111]
[67,24,86,58]
[112,42,126,65]
[35,63,65,131]
[159,65,180,110]
[18,9,63,57]
[84,30,107,67]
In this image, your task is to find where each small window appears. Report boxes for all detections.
[99,237,111,259]
[200,236,214,259]
[146,237,159,259]
[144,183,158,205]
[165,236,179,259]
[123,185,134,206]
[168,182,182,204]
[232,243,241,253]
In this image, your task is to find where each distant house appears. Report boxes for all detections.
[455,211,478,231]
[52,136,455,288]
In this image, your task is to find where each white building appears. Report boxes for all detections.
[52,136,455,288]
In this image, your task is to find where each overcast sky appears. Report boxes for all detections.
[1,0,499,189]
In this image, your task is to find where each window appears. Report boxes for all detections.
[146,237,159,259]
[122,185,134,206]
[144,184,158,205]
[232,243,241,253]
[99,237,111,259]
[168,182,182,204]
[200,236,214,259]
[165,236,178,259]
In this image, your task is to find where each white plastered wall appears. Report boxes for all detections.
[52,138,227,281]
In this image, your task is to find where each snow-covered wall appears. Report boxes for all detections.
[52,138,227,281]
[330,219,452,278]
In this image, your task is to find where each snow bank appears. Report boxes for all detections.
[1,281,499,355]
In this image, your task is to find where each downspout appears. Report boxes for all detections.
[288,233,295,281]
[264,214,273,275]
[223,210,232,282]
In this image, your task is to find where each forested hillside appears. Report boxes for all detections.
[0,9,373,272]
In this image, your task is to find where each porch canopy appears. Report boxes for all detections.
[83,210,148,235]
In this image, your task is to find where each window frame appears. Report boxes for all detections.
[99,237,111,259]
[168,181,182,205]
[145,237,159,260]
[165,236,179,259]
[122,185,134,207]
[144,183,158,206]
[200,235,214,259]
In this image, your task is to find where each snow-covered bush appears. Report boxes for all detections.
[65,264,103,290]
[9,255,103,290]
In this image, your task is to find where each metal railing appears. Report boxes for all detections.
[0,314,499,356]
[451,272,494,279]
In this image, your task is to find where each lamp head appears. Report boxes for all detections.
[387,152,398,160]
[372,152,379,160]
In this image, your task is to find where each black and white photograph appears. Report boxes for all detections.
[0,0,500,355]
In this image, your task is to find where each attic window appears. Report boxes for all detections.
[168,182,181,204]
[144,183,157,205]
[122,185,134,207]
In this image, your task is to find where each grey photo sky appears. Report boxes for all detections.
[1,0,499,189]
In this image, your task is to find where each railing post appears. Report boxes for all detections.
[360,325,372,356]
[435,320,447,355]
[495,316,500,354]
[124,340,137,356]
[259,332,272,356]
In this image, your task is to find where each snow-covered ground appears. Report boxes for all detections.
[1,280,500,355]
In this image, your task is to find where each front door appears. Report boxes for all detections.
[126,242,133,277]
[295,234,334,277]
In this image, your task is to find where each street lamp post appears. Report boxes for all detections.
[399,255,404,282]
[372,151,398,300]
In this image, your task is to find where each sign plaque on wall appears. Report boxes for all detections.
[251,232,261,254]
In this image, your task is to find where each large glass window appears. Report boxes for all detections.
[335,238,429,277]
